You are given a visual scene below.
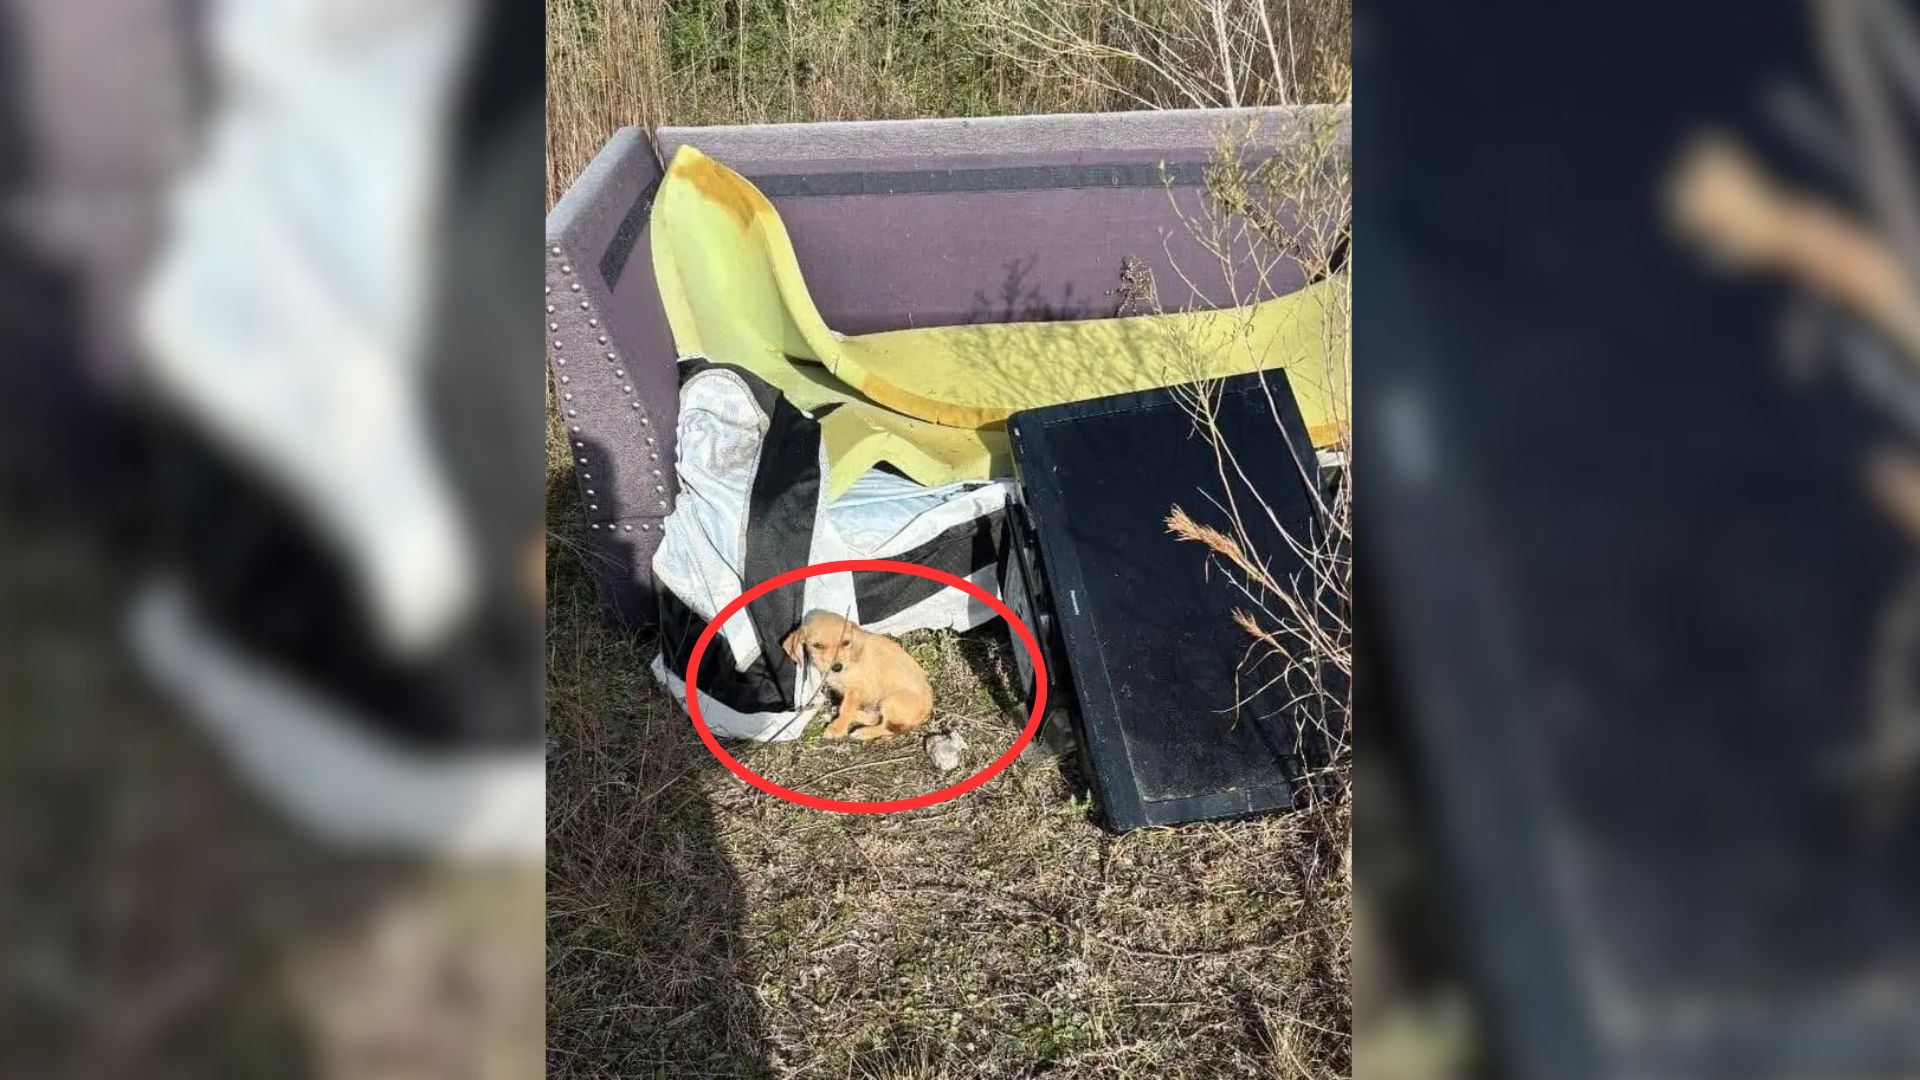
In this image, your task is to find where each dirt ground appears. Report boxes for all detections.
[544,472,1352,1079]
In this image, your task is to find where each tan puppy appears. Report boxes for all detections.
[781,611,933,741]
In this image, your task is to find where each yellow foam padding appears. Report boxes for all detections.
[651,145,1348,498]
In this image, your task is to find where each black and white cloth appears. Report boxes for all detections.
[126,0,547,859]
[652,361,1010,740]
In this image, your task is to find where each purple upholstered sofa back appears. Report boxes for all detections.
[543,106,1349,626]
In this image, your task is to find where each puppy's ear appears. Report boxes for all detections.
[782,626,805,664]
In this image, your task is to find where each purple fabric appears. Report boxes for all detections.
[0,0,198,514]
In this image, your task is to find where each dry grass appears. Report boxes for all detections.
[545,508,1352,1077]
[545,0,1350,208]
[1662,1,1920,835]
[545,355,1351,1076]
[546,1,1351,1074]
[545,372,1351,1076]
[1160,111,1353,802]
[978,0,1350,112]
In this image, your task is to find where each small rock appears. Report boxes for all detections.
[925,731,968,772]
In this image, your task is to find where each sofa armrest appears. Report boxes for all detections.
[544,127,680,627]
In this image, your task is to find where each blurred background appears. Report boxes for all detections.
[1359,1,1920,1077]
[39,0,1920,1075]
[0,1,544,1076]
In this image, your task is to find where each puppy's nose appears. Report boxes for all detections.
[831,663,842,672]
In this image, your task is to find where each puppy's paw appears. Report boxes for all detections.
[850,724,895,742]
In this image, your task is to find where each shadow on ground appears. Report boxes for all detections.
[956,621,1091,800]
[543,467,773,1078]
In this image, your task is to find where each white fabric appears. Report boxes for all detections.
[138,0,481,656]
[653,367,1011,741]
